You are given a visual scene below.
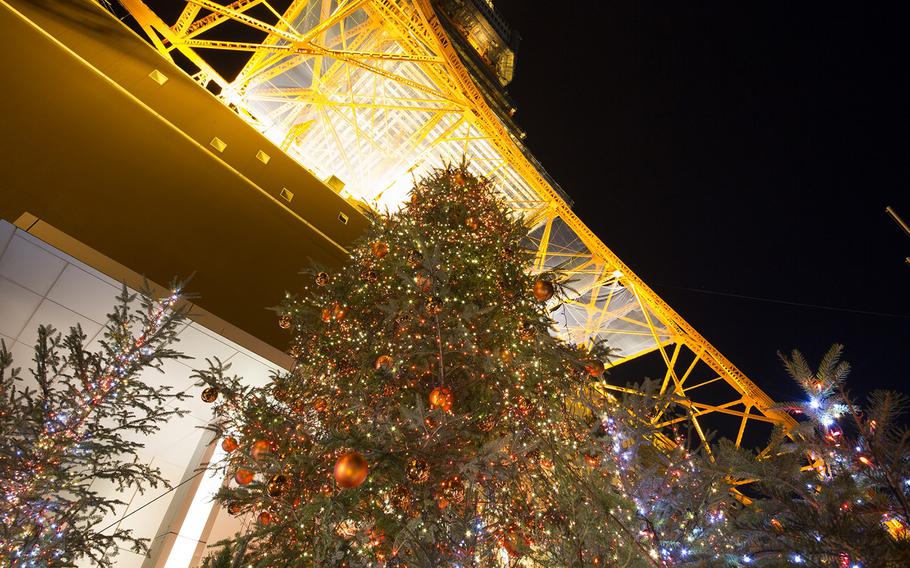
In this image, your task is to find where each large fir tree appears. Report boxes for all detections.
[199,166,676,567]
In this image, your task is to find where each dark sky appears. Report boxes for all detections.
[492,1,910,403]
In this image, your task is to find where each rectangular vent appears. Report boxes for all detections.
[280,187,294,202]
[148,69,168,85]
[256,150,270,164]
[338,212,349,225]
[210,137,227,153]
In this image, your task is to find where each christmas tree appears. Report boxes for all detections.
[198,165,680,567]
[0,286,190,566]
[719,345,910,566]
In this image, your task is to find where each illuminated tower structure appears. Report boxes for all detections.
[0,0,796,565]
[115,0,793,446]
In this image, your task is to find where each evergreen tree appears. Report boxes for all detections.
[719,345,910,567]
[198,166,670,567]
[0,286,190,566]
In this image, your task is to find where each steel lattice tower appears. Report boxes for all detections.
[116,0,796,454]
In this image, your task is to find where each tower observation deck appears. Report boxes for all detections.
[112,0,794,451]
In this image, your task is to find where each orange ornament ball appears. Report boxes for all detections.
[374,355,394,372]
[429,386,453,412]
[251,440,272,460]
[221,436,239,453]
[258,511,272,525]
[334,451,369,489]
[465,216,479,231]
[584,360,605,378]
[371,241,390,259]
[234,468,254,485]
[414,273,432,293]
[532,279,555,302]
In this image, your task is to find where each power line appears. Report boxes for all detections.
[98,469,204,534]
[655,284,910,320]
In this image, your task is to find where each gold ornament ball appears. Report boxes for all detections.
[438,476,465,504]
[234,468,254,486]
[407,249,423,268]
[453,171,467,186]
[389,485,412,513]
[426,295,443,315]
[476,414,497,432]
[251,440,272,460]
[267,473,287,498]
[278,314,292,329]
[428,386,453,412]
[200,386,218,403]
[334,451,369,489]
[371,241,390,259]
[315,271,330,286]
[532,279,555,302]
[465,216,479,230]
[406,458,430,484]
[518,321,535,341]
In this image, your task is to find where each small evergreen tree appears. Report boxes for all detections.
[718,344,910,567]
[0,286,190,566]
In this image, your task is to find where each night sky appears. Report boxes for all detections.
[493,2,909,403]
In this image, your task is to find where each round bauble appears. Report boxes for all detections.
[406,458,430,484]
[371,241,390,259]
[425,295,443,315]
[476,414,497,432]
[334,452,369,489]
[221,436,239,453]
[278,314,292,329]
[518,321,535,341]
[389,485,412,513]
[258,511,272,525]
[428,386,453,412]
[374,354,394,372]
[234,469,254,485]
[584,360,605,378]
[251,440,272,461]
[227,502,243,516]
[315,271,330,286]
[453,171,466,186]
[200,386,218,403]
[532,279,555,302]
[267,473,287,498]
[414,273,432,293]
[407,249,423,268]
[438,476,465,505]
[465,216,478,230]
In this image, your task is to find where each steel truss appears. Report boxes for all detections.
[116,0,796,451]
